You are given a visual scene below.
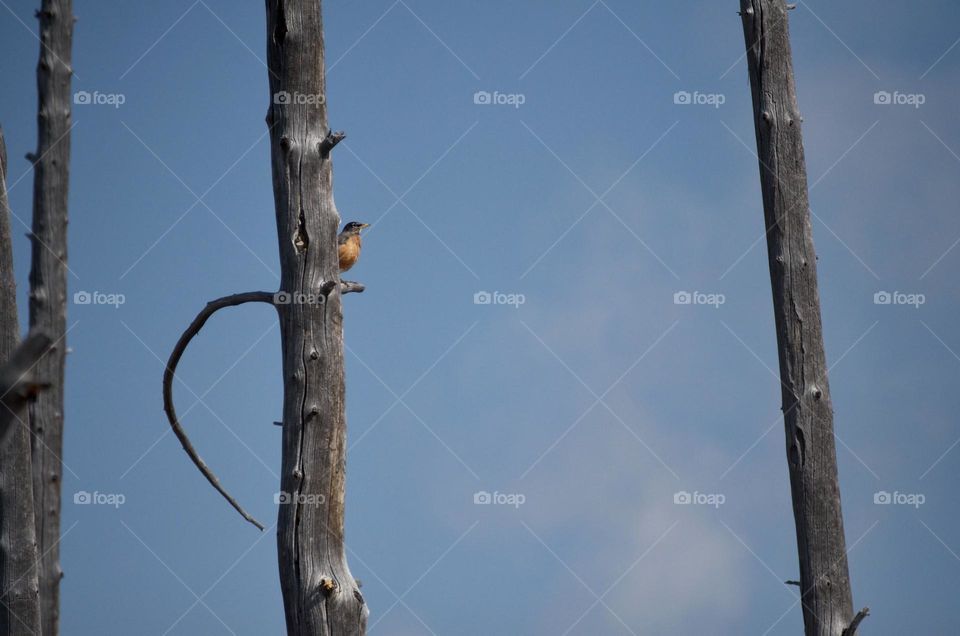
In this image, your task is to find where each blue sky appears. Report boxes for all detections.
[2,0,960,633]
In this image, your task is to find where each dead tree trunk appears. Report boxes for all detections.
[27,2,73,634]
[738,2,866,634]
[0,129,43,636]
[161,2,366,633]
[265,1,366,633]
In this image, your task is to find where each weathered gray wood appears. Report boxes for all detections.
[265,1,367,633]
[738,2,862,634]
[28,2,73,634]
[0,128,43,636]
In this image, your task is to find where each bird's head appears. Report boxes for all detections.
[341,222,370,235]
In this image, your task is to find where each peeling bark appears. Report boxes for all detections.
[28,2,74,634]
[265,1,367,633]
[738,2,861,634]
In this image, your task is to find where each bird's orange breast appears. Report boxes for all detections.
[338,235,361,272]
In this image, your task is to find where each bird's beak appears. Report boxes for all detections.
[360,223,370,230]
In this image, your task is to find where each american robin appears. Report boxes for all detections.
[338,222,370,272]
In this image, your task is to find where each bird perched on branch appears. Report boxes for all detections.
[338,222,370,272]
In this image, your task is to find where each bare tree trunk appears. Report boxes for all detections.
[0,129,43,636]
[27,3,73,635]
[265,1,366,633]
[159,2,365,630]
[738,2,865,634]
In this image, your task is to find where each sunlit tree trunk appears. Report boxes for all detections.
[738,2,866,634]
[28,2,74,633]
[265,1,367,633]
[0,129,43,636]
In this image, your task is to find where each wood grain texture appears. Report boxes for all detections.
[265,0,367,633]
[738,2,859,634]
[28,2,74,633]
[0,128,43,636]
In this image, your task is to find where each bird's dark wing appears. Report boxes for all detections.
[338,232,348,246]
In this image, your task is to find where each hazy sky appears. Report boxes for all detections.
[2,1,960,634]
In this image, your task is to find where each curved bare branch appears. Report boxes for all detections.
[163,282,364,531]
[163,291,275,531]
